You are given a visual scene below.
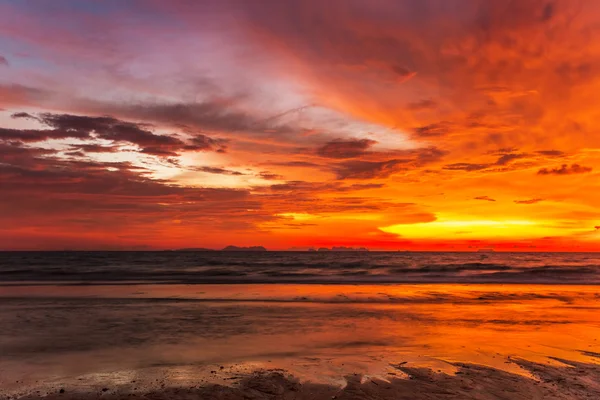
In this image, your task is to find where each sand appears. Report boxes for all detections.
[8,354,600,400]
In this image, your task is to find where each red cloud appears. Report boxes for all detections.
[317,138,377,159]
[514,198,544,204]
[537,164,592,175]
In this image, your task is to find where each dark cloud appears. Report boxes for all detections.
[138,147,180,157]
[514,198,544,204]
[555,61,598,85]
[0,141,57,163]
[187,133,229,153]
[391,65,416,82]
[3,112,227,158]
[537,164,592,175]
[267,180,336,193]
[444,163,490,171]
[348,183,385,190]
[413,122,449,137]
[0,56,7,66]
[495,153,527,166]
[316,138,377,159]
[11,112,34,119]
[107,101,302,138]
[334,159,410,179]
[0,126,90,142]
[0,145,272,236]
[474,196,496,202]
[38,113,181,147]
[259,171,283,180]
[414,147,447,165]
[70,144,121,153]
[192,166,245,176]
[64,150,86,157]
[536,150,566,157]
[268,161,322,168]
[266,180,382,194]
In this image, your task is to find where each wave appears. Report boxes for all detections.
[1,251,600,284]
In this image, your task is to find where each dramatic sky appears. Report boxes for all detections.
[1,0,600,250]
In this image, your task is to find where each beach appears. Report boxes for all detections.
[1,259,600,399]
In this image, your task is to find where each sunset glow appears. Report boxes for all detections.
[2,0,600,250]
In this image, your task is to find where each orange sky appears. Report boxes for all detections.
[1,0,600,250]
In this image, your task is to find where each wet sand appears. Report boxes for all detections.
[6,353,600,400]
[2,283,599,399]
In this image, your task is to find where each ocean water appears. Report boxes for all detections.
[1,252,599,395]
[1,251,600,284]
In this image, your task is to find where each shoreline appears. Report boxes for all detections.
[5,354,600,400]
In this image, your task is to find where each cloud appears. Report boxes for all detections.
[413,123,449,137]
[0,141,58,163]
[192,166,245,176]
[474,196,496,202]
[495,153,527,166]
[258,171,283,180]
[5,112,227,158]
[414,147,447,165]
[187,134,229,153]
[0,126,90,142]
[536,150,566,157]
[37,113,181,147]
[316,138,377,158]
[334,159,410,179]
[514,198,544,204]
[64,150,86,157]
[101,101,303,139]
[268,161,322,168]
[347,183,385,190]
[390,65,416,82]
[443,163,490,172]
[70,144,121,153]
[0,56,7,66]
[537,164,593,175]
[0,143,276,243]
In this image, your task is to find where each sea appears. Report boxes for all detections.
[1,251,600,284]
[1,251,599,395]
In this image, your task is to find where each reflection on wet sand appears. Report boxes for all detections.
[1,284,599,398]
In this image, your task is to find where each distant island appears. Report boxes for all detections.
[173,246,370,252]
[222,245,268,252]
[176,248,215,252]
[313,246,369,252]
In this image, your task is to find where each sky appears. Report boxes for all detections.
[1,0,600,251]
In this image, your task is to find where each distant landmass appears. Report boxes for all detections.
[176,248,215,252]
[315,246,369,252]
[173,246,370,252]
[222,245,268,252]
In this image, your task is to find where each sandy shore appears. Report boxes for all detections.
[7,354,600,400]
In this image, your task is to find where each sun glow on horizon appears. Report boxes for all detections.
[380,218,589,240]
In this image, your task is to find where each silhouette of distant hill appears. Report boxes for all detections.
[317,246,369,252]
[176,248,215,251]
[222,245,268,252]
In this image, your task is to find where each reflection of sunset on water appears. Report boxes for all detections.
[2,283,598,388]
